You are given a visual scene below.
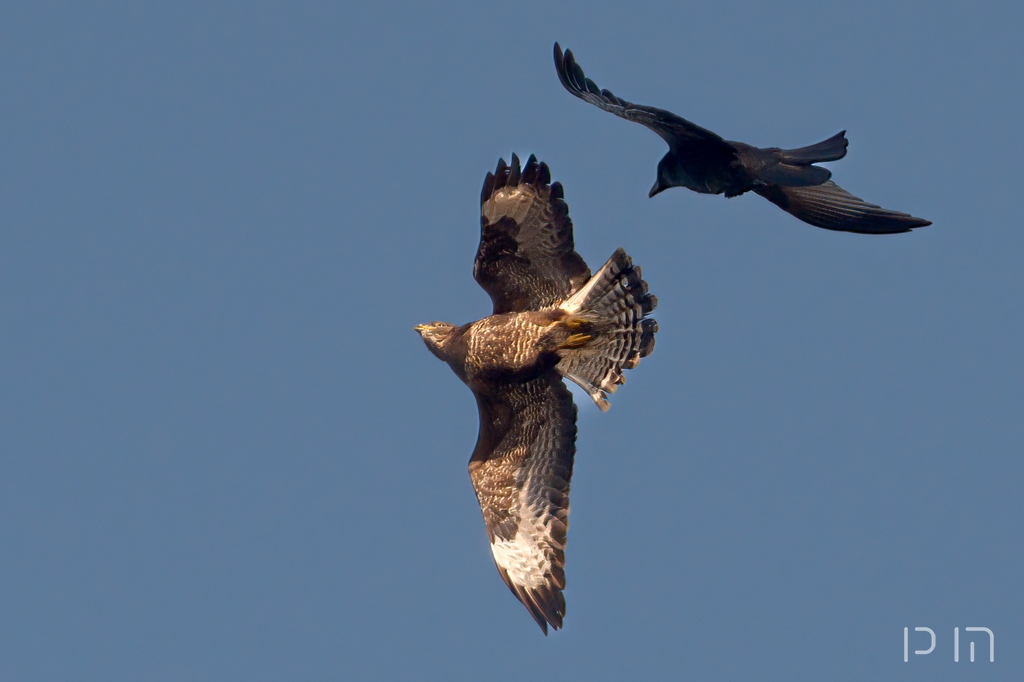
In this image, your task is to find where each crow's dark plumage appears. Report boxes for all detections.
[554,43,931,234]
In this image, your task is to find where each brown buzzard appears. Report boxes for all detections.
[415,154,658,634]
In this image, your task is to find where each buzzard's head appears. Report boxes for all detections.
[415,321,457,361]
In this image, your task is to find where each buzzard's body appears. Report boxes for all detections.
[554,43,931,234]
[429,310,567,387]
[416,155,658,633]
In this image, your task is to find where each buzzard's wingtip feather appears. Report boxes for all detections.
[508,154,522,186]
[493,157,510,192]
[481,172,496,206]
[507,581,562,635]
[522,155,538,185]
[538,162,552,188]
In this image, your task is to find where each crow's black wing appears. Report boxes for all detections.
[754,181,932,234]
[554,42,735,164]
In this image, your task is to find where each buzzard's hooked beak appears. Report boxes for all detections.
[649,179,668,198]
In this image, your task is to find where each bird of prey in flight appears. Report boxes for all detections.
[416,154,658,633]
[554,43,931,234]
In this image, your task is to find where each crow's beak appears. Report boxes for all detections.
[649,179,667,198]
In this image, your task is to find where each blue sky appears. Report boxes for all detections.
[2,1,1021,680]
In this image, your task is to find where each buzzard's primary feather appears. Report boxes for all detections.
[416,154,658,634]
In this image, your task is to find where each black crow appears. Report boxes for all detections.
[554,43,930,234]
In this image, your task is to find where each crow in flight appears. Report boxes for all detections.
[554,43,930,234]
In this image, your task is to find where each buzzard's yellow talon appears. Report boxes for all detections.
[561,333,592,349]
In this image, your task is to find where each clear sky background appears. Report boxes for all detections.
[2,1,1021,680]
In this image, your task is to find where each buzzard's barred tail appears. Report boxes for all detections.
[556,248,657,411]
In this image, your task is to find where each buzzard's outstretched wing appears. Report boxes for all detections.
[469,372,576,634]
[554,42,736,163]
[753,180,932,234]
[475,154,591,314]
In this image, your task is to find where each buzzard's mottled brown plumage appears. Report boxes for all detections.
[469,373,575,631]
[416,154,658,634]
[475,157,591,314]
